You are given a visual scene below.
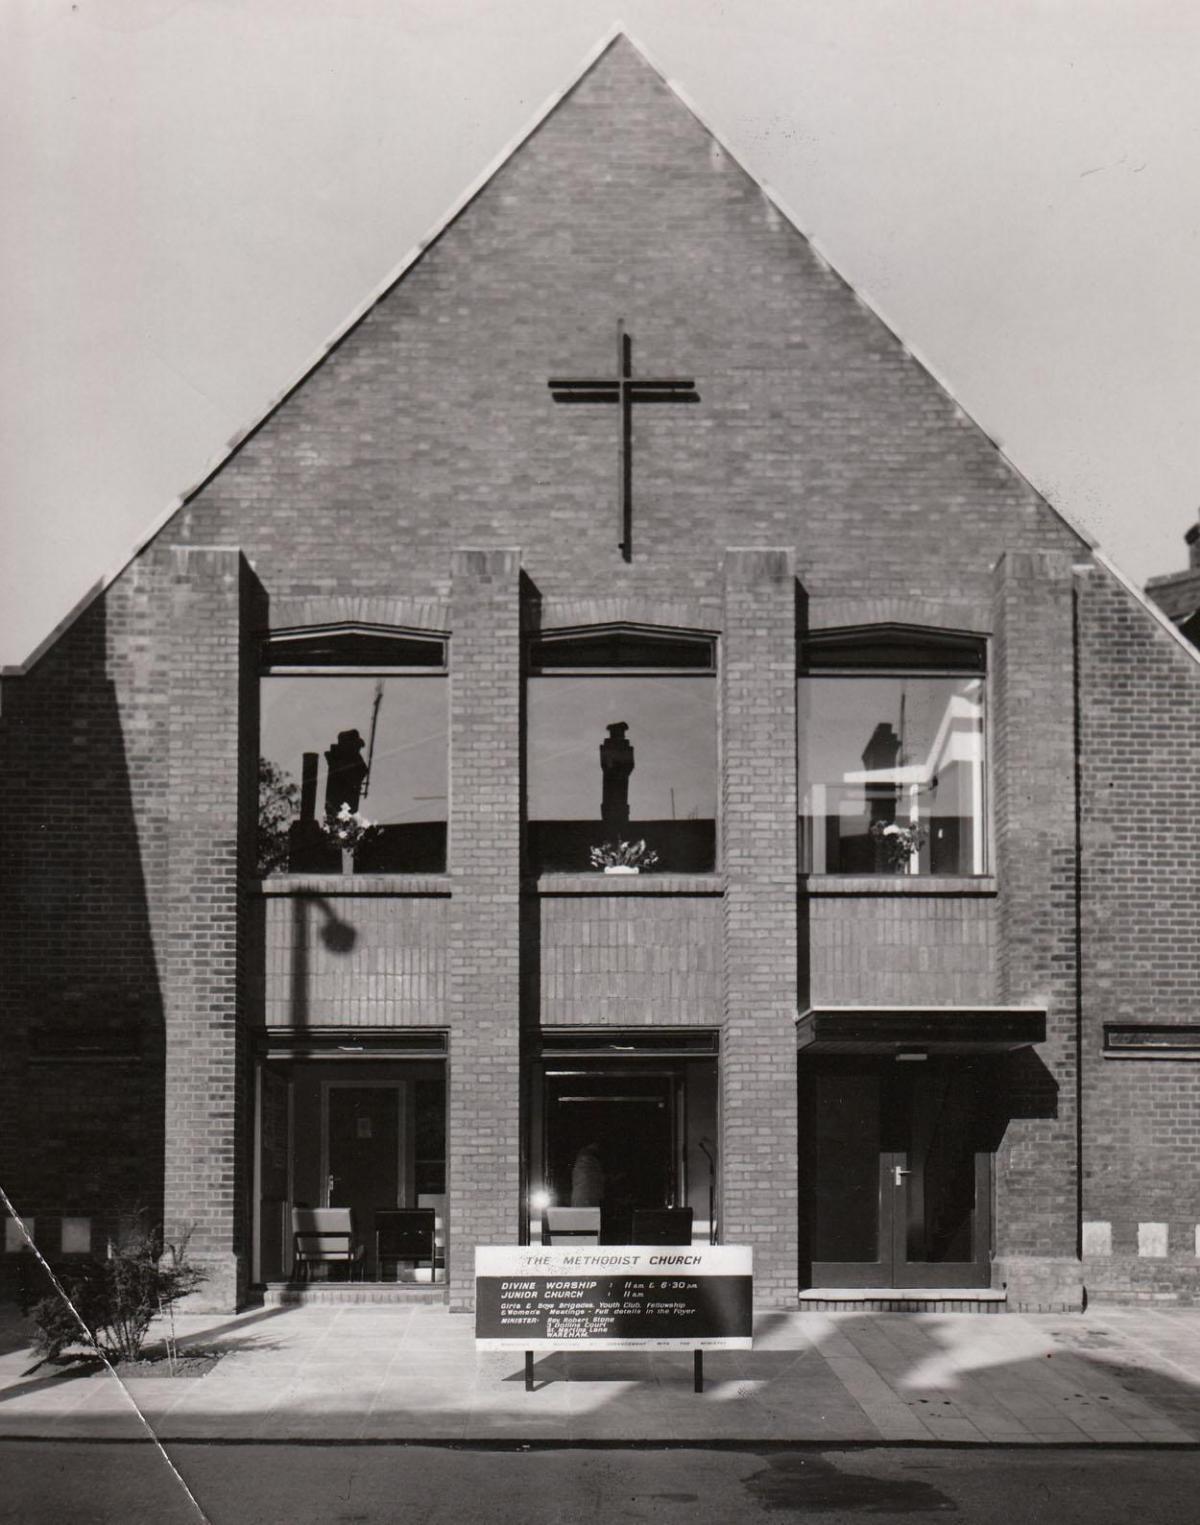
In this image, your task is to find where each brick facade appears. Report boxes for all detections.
[1077,563,1200,1303]
[446,549,523,1309]
[4,37,1200,1311]
[720,550,799,1306]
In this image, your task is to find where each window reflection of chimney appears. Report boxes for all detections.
[861,721,901,775]
[862,721,901,829]
[287,751,323,872]
[600,721,634,830]
[300,753,318,826]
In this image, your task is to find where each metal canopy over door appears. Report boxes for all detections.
[800,1057,994,1289]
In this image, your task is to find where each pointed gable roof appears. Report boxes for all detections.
[11,28,1193,674]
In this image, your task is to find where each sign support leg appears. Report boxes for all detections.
[525,1351,534,1392]
[694,1350,703,1394]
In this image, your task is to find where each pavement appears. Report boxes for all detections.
[4,1300,1200,1445]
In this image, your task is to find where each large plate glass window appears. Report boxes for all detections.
[259,624,448,874]
[527,625,717,874]
[798,626,987,876]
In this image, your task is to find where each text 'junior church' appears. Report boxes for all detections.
[6,36,1200,1315]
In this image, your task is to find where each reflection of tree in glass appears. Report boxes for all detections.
[257,758,299,875]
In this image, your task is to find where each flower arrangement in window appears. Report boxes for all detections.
[870,819,928,872]
[321,802,382,865]
[589,838,660,873]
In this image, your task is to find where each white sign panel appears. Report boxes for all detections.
[474,1244,753,1351]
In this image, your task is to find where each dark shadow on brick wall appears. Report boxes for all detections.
[999,1046,1060,1123]
[285,895,360,1031]
[0,598,167,1294]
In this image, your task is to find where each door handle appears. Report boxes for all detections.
[892,1165,911,1187]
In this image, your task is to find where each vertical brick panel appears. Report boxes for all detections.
[538,888,723,1025]
[251,889,450,1026]
[991,550,1081,1309]
[807,893,997,1005]
[1078,564,1200,1302]
[158,546,248,1309]
[721,549,798,1306]
[447,549,522,1309]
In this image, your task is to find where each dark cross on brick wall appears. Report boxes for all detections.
[548,320,699,560]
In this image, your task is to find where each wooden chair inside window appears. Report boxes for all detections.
[375,1209,436,1281]
[417,1193,447,1280]
[541,1206,601,1245]
[291,1207,364,1282]
[630,1207,694,1245]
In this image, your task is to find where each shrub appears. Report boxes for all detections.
[27,1222,207,1364]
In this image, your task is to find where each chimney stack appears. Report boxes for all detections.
[1188,522,1200,570]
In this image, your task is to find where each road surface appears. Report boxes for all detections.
[2,1440,1197,1523]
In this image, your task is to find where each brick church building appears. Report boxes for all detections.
[5,37,1200,1314]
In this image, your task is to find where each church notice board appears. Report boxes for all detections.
[474,1245,753,1351]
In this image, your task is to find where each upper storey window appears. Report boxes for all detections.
[798,626,987,877]
[258,624,447,875]
[527,625,717,874]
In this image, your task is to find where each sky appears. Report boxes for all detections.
[3,0,1200,671]
[527,679,717,821]
[261,676,447,823]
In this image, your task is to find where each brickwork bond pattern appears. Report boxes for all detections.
[805,894,997,1007]
[0,564,175,1250]
[1077,563,1200,1298]
[990,551,1082,1307]
[157,547,249,1309]
[446,550,523,1309]
[250,889,450,1027]
[163,41,1082,632]
[720,550,798,1307]
[537,890,723,1026]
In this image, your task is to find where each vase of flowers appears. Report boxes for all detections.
[589,839,659,874]
[870,819,928,874]
[321,802,381,873]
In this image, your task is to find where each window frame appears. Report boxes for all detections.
[260,622,448,676]
[257,623,449,877]
[525,623,719,874]
[798,625,990,879]
[528,622,716,677]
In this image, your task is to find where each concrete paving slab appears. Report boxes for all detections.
[6,1302,1200,1444]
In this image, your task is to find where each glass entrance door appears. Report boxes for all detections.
[326,1086,401,1280]
[543,1071,676,1245]
[800,1058,993,1289]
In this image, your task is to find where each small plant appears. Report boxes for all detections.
[589,838,659,871]
[870,818,928,871]
[27,1220,207,1366]
[320,801,382,856]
